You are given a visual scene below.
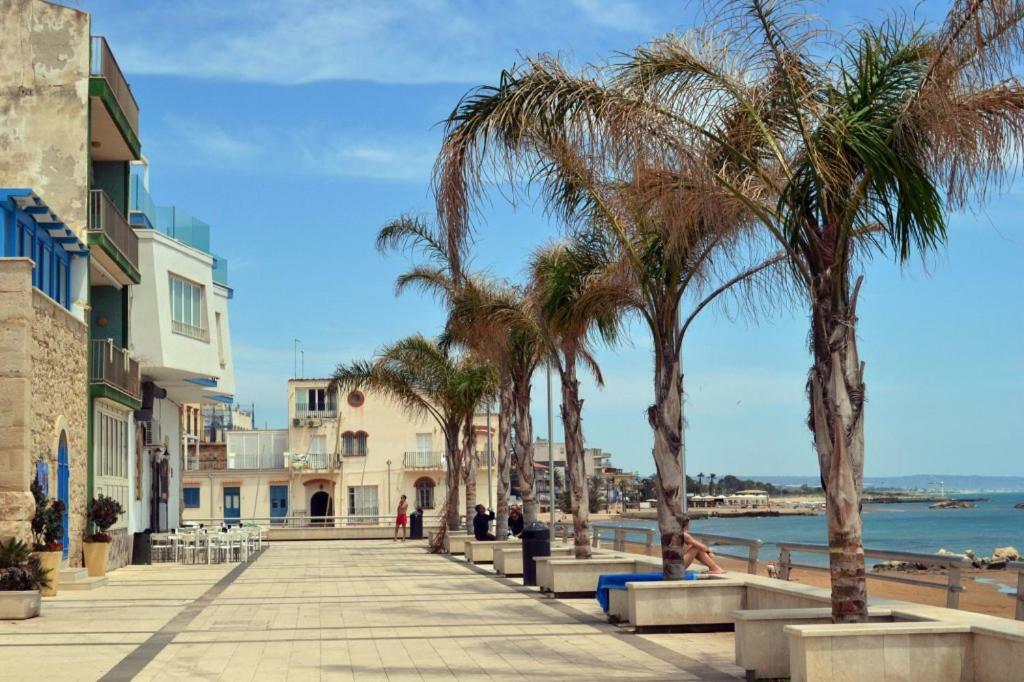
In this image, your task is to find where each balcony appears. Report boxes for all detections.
[172,319,210,342]
[227,452,286,470]
[404,451,445,470]
[90,339,141,405]
[294,403,337,420]
[90,37,140,152]
[88,189,140,284]
[286,452,338,470]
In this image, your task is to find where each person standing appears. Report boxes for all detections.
[394,495,409,541]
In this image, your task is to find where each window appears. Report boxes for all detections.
[341,431,367,456]
[169,274,206,337]
[415,478,436,510]
[347,390,364,408]
[183,487,201,508]
[309,435,326,455]
[95,408,128,479]
[298,388,336,415]
[347,486,378,517]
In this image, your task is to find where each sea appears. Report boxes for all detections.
[605,492,1024,570]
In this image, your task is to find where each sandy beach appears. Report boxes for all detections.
[610,539,1020,619]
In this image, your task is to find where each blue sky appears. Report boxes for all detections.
[80,1,1023,478]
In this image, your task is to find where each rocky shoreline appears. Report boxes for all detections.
[873,546,1022,573]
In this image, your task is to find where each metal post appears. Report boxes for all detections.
[386,459,392,516]
[486,401,493,509]
[300,350,305,378]
[293,338,300,378]
[680,327,687,515]
[546,361,554,526]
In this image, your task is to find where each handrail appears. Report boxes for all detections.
[580,522,763,574]
[90,338,141,399]
[182,514,443,529]
[90,36,140,135]
[1009,561,1024,621]
[88,189,139,273]
[777,542,970,609]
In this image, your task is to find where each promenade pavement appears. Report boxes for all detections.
[0,539,744,681]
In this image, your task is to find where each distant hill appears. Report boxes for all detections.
[748,474,1024,492]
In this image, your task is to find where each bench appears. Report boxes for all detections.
[463,539,519,564]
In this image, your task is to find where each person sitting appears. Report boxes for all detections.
[507,505,525,538]
[682,517,725,574]
[473,504,496,541]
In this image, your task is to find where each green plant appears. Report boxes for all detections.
[0,538,51,592]
[86,495,124,542]
[30,478,65,552]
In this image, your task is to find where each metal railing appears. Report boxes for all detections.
[1009,561,1024,621]
[294,404,338,419]
[227,452,286,470]
[90,36,140,135]
[171,319,210,341]
[182,514,442,529]
[581,523,763,574]
[404,451,445,469]
[777,542,970,609]
[90,339,140,400]
[88,189,139,273]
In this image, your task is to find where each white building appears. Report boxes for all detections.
[127,169,235,534]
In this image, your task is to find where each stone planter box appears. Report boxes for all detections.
[626,576,744,631]
[0,590,41,619]
[494,546,573,577]
[463,539,519,564]
[444,533,473,555]
[537,556,660,597]
[786,621,974,682]
[734,606,902,680]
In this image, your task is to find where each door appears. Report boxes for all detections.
[223,486,241,523]
[57,434,70,560]
[415,433,432,467]
[269,485,288,525]
[310,491,332,525]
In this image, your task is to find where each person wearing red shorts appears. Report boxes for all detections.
[394,494,409,541]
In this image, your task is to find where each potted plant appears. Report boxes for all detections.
[83,494,123,577]
[0,538,50,619]
[30,478,65,596]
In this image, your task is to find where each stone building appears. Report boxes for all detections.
[0,193,90,566]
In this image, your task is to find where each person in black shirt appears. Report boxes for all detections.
[508,505,525,538]
[473,504,496,541]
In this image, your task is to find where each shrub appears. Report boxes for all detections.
[0,538,51,592]
[30,478,65,552]
[86,495,124,542]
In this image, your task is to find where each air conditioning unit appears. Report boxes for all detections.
[292,418,301,427]
[306,419,317,427]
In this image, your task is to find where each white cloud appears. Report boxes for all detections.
[89,0,667,85]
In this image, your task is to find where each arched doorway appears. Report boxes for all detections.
[310,490,333,525]
[57,431,69,560]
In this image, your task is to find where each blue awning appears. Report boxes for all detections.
[0,189,88,254]
[185,377,218,388]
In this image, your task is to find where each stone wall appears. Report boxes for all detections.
[107,527,132,570]
[196,442,227,470]
[31,289,89,566]
[0,0,90,234]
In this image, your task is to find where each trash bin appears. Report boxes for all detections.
[410,510,424,540]
[131,531,152,565]
[521,522,550,586]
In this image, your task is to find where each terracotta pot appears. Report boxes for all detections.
[83,541,109,577]
[32,550,62,596]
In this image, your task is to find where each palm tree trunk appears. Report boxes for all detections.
[512,368,538,524]
[647,329,687,579]
[495,375,514,538]
[430,421,464,553]
[559,352,591,559]
[809,276,868,623]
[461,416,477,531]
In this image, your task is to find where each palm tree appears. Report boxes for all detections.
[524,237,619,558]
[697,472,705,495]
[434,66,784,577]
[376,216,517,535]
[707,473,716,497]
[328,335,496,551]
[609,0,1024,620]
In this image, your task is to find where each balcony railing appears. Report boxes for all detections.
[294,404,337,419]
[90,339,140,400]
[90,37,139,136]
[403,451,445,469]
[172,319,210,342]
[88,189,139,274]
[227,452,286,470]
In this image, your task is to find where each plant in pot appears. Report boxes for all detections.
[83,495,123,577]
[30,477,65,596]
[0,537,50,619]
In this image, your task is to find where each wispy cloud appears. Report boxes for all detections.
[89,0,668,85]
[152,115,437,181]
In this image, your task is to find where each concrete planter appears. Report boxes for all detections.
[0,590,41,619]
[83,541,110,577]
[32,551,62,597]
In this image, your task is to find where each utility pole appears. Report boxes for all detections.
[387,459,392,516]
[547,361,555,526]
[293,338,300,378]
[300,350,305,378]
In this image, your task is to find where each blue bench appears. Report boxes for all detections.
[596,573,664,612]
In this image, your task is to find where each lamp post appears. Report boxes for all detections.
[486,401,493,509]
[386,459,392,517]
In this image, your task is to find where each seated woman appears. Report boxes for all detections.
[682,518,726,574]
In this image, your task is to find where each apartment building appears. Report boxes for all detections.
[181,379,498,527]
[1,0,142,568]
